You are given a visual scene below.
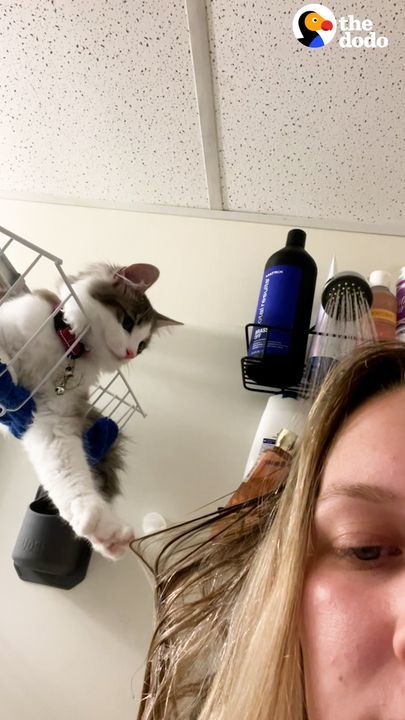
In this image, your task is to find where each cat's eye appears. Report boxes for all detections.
[122,313,135,333]
[138,341,146,354]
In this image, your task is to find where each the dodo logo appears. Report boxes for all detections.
[293,4,336,48]
[293,4,389,48]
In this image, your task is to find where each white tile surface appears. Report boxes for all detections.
[207,0,404,226]
[0,0,207,207]
[0,1,403,231]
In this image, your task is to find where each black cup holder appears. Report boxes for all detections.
[12,490,92,589]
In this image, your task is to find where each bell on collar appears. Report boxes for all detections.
[65,366,74,378]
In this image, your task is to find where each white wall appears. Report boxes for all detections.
[0,198,404,720]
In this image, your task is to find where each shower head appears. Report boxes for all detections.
[321,272,372,318]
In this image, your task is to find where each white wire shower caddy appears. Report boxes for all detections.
[0,225,146,428]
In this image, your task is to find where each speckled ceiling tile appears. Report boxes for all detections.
[0,0,207,207]
[206,0,404,227]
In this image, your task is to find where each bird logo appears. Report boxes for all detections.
[292,4,336,48]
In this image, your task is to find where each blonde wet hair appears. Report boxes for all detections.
[134,341,405,720]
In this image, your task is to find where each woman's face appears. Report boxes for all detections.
[301,386,405,720]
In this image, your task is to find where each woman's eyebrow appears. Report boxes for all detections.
[318,482,401,504]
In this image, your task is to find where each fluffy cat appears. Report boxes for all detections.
[0,262,180,559]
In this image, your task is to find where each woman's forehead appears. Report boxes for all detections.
[319,385,405,496]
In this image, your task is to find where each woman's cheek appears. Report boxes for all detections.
[302,568,356,666]
[301,564,386,684]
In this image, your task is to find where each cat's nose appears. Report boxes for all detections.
[126,349,136,359]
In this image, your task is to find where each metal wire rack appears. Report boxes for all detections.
[0,225,145,427]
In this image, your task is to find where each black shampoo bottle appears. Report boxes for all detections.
[247,228,317,388]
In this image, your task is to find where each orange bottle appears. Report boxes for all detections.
[226,428,297,508]
[369,270,397,340]
[212,428,297,543]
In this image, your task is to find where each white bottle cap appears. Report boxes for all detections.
[369,270,392,291]
[142,512,167,535]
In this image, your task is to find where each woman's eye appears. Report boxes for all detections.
[339,545,402,565]
[352,546,384,561]
[138,341,146,354]
[122,313,135,333]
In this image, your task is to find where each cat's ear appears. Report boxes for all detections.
[115,264,160,292]
[154,311,184,328]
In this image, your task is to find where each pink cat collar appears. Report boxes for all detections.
[53,308,87,359]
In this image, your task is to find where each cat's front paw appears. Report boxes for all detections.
[69,497,134,560]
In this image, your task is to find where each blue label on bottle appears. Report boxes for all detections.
[249,264,302,357]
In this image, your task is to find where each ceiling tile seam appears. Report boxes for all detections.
[185,0,223,211]
[1,190,404,238]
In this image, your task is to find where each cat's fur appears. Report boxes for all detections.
[0,262,179,559]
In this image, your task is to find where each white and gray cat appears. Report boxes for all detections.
[0,262,180,559]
